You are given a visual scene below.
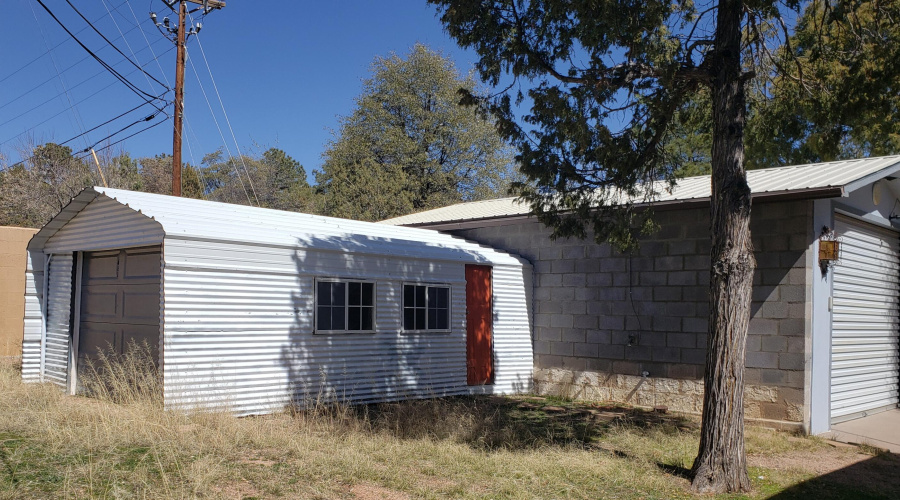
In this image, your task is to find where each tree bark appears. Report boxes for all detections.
[691,0,754,494]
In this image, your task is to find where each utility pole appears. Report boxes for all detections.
[172,0,186,196]
[153,0,225,197]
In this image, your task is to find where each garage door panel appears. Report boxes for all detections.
[124,250,162,278]
[79,246,161,371]
[831,215,900,424]
[81,288,119,319]
[84,254,119,280]
[122,290,161,324]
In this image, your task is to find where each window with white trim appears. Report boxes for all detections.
[403,284,450,331]
[316,280,375,332]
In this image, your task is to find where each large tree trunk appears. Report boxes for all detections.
[691,0,754,494]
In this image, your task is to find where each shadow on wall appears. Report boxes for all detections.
[278,232,491,408]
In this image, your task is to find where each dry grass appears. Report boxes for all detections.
[0,357,896,499]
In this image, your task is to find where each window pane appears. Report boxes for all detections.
[404,285,414,308]
[349,282,361,306]
[415,285,426,306]
[361,307,373,330]
[427,287,437,309]
[436,309,449,330]
[332,282,346,306]
[403,308,415,330]
[415,309,426,330]
[428,309,437,330]
[332,306,345,330]
[436,287,449,308]
[318,306,332,330]
[362,282,374,306]
[318,282,332,306]
[348,307,361,330]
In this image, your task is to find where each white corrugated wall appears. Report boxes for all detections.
[43,195,164,253]
[161,236,528,414]
[476,263,534,395]
[21,251,44,382]
[43,253,73,387]
[24,195,165,384]
[26,189,533,413]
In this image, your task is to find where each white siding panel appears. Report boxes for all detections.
[21,251,44,382]
[471,264,534,395]
[44,253,73,387]
[161,238,530,415]
[831,215,900,423]
[44,196,164,253]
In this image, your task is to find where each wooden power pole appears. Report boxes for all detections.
[172,0,186,196]
[160,0,225,197]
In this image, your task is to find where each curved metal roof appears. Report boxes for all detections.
[30,187,528,267]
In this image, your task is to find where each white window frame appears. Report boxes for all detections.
[401,282,452,333]
[314,278,377,334]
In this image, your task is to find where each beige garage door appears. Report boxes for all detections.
[78,246,161,375]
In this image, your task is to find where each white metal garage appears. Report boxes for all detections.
[831,214,900,423]
[22,187,534,415]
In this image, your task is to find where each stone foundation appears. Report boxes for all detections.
[534,367,805,425]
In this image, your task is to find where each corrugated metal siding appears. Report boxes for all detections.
[21,251,44,382]
[29,189,533,414]
[162,237,530,414]
[44,195,164,253]
[381,156,900,226]
[471,263,534,395]
[44,253,73,387]
[831,215,900,423]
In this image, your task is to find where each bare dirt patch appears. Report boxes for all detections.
[749,449,872,475]
[350,482,410,500]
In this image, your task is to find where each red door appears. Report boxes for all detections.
[465,264,493,385]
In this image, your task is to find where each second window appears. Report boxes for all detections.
[403,284,450,331]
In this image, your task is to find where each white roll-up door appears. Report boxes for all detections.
[831,215,900,423]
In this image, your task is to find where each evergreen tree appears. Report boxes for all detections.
[317,44,517,221]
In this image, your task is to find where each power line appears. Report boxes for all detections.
[0,0,130,86]
[26,0,91,152]
[64,0,169,91]
[5,107,169,171]
[72,115,169,162]
[34,0,166,109]
[0,33,168,113]
[0,47,174,147]
[191,30,260,205]
[0,43,171,130]
[185,47,253,205]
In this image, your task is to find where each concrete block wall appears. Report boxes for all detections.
[451,199,812,425]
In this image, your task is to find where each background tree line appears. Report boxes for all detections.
[0,44,519,228]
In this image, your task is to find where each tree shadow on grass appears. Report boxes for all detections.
[766,451,900,500]
[339,394,699,452]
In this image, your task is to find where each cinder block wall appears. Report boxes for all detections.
[0,226,38,360]
[451,199,812,426]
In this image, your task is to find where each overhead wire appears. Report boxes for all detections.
[0,33,168,113]
[26,0,92,152]
[0,47,174,148]
[189,28,260,205]
[33,0,169,111]
[64,0,169,91]
[4,103,168,171]
[0,0,129,86]
[185,47,253,205]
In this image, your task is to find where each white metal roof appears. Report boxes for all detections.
[30,187,528,267]
[381,156,900,227]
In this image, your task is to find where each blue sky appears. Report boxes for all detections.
[0,0,481,178]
